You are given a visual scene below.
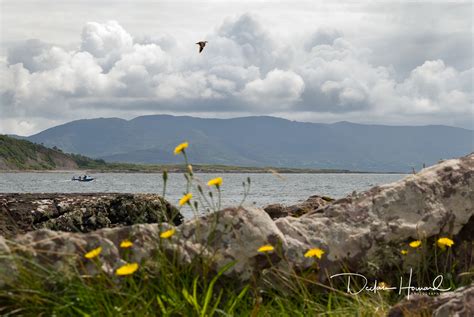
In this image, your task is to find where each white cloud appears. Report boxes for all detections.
[7,39,53,72]
[395,60,471,114]
[215,13,289,72]
[241,69,304,108]
[0,13,472,135]
[80,21,133,71]
[305,27,343,50]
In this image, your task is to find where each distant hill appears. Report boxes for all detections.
[0,135,123,171]
[0,135,350,173]
[0,135,79,170]
[27,115,474,172]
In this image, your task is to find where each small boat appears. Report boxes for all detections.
[72,175,95,182]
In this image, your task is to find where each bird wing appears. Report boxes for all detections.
[199,45,204,53]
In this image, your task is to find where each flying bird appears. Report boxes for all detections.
[196,41,208,53]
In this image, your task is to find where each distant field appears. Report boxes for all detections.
[75,161,368,174]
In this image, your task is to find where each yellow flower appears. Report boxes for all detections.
[257,245,274,253]
[401,249,408,255]
[115,262,139,276]
[409,240,422,248]
[304,248,325,259]
[437,237,454,248]
[179,193,192,206]
[120,240,133,248]
[378,282,390,289]
[207,177,223,187]
[173,142,188,155]
[160,228,176,239]
[84,246,102,259]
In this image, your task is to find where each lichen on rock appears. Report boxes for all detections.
[0,193,182,238]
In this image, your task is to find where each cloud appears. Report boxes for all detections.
[390,60,472,115]
[297,38,386,112]
[215,13,289,71]
[80,21,133,70]
[305,27,343,50]
[0,14,472,135]
[241,69,304,108]
[7,39,53,72]
[108,43,170,97]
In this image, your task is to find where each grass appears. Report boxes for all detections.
[0,245,399,316]
[2,236,467,316]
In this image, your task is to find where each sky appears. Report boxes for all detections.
[0,0,472,135]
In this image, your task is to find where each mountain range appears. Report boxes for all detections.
[27,115,473,172]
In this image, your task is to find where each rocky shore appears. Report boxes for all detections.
[1,154,473,315]
[0,193,183,238]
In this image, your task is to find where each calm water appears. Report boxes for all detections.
[0,172,405,217]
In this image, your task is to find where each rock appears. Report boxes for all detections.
[0,154,473,286]
[276,153,473,278]
[0,207,285,283]
[0,193,182,238]
[176,207,287,280]
[262,204,287,219]
[388,283,474,317]
[6,224,165,277]
[264,195,334,219]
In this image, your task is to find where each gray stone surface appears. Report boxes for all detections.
[388,283,474,317]
[275,153,473,278]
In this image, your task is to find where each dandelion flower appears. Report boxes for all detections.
[173,142,188,155]
[160,228,176,239]
[257,245,274,253]
[409,240,422,248]
[179,193,192,206]
[84,246,102,259]
[207,177,223,187]
[115,262,139,276]
[304,248,325,259]
[400,250,408,255]
[437,237,454,248]
[120,240,133,248]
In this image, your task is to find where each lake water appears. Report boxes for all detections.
[0,172,405,217]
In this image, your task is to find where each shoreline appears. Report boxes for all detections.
[0,168,406,175]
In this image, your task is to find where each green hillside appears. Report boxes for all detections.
[0,135,80,170]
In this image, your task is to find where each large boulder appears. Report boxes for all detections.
[275,154,473,278]
[388,283,474,317]
[0,193,182,238]
[0,154,473,285]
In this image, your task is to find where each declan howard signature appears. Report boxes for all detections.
[330,268,451,299]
